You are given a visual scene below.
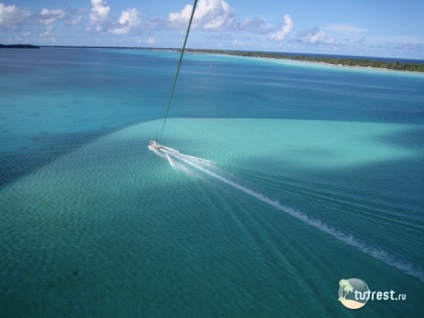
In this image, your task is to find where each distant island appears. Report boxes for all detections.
[0,44,40,49]
[185,49,424,73]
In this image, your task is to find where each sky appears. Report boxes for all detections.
[1,0,424,59]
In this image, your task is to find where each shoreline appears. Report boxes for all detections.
[260,56,409,74]
[184,49,424,73]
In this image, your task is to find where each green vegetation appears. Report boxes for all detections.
[186,49,424,73]
[0,44,40,49]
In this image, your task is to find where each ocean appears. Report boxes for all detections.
[0,47,423,317]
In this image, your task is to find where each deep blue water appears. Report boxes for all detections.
[0,48,423,317]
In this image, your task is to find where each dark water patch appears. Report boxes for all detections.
[0,131,102,187]
[30,113,41,117]
[373,126,424,151]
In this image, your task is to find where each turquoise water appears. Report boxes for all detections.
[0,48,423,317]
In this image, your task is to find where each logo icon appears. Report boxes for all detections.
[338,277,407,310]
[338,278,369,309]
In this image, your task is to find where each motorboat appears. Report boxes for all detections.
[150,140,162,150]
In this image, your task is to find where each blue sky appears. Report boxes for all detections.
[1,0,423,58]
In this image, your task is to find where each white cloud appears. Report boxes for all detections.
[119,8,141,27]
[109,8,141,35]
[40,9,65,25]
[309,30,334,44]
[147,37,156,44]
[90,0,110,31]
[0,3,30,26]
[109,26,127,35]
[169,5,192,25]
[296,26,335,45]
[169,0,235,30]
[271,14,294,42]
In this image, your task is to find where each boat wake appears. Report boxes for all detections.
[148,144,424,283]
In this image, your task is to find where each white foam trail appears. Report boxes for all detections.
[162,145,214,167]
[165,152,175,168]
[150,145,424,283]
[149,145,195,175]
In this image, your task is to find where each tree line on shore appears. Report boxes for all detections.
[0,44,40,49]
[186,49,424,73]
